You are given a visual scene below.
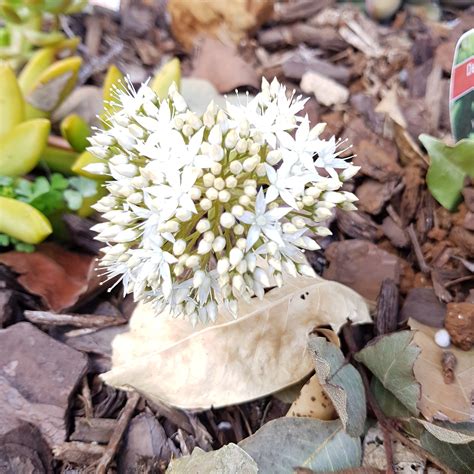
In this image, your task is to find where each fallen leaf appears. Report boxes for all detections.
[420,431,474,473]
[102,275,370,410]
[239,418,362,473]
[371,378,411,419]
[168,0,273,51]
[308,336,366,436]
[419,134,474,211]
[408,318,474,423]
[355,331,421,415]
[167,444,258,474]
[0,243,98,312]
[418,420,474,444]
[287,374,337,421]
[192,37,260,93]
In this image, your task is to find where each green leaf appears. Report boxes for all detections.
[14,178,34,200]
[355,331,421,415]
[63,189,82,210]
[421,431,474,473]
[50,173,69,191]
[308,335,366,437]
[239,418,361,473]
[14,242,35,253]
[0,233,11,246]
[420,134,474,211]
[68,176,97,198]
[167,444,258,474]
[418,420,474,445]
[0,176,13,186]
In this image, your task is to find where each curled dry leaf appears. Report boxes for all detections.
[102,276,370,410]
[239,418,362,473]
[418,420,474,445]
[409,318,474,423]
[287,374,337,421]
[0,243,98,312]
[309,336,366,437]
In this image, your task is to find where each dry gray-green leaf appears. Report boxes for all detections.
[371,378,411,419]
[27,72,72,112]
[355,331,421,415]
[166,444,258,474]
[421,431,474,474]
[239,418,362,474]
[309,336,366,436]
[418,420,474,445]
[102,276,370,410]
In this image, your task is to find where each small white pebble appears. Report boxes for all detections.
[434,329,450,348]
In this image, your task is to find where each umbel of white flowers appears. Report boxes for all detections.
[86,77,359,325]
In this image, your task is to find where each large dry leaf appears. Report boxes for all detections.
[239,418,362,473]
[409,319,474,423]
[102,276,370,410]
[309,336,366,437]
[0,243,98,312]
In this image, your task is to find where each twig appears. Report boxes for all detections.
[407,224,430,274]
[81,376,94,419]
[343,326,455,474]
[95,392,140,474]
[24,310,127,328]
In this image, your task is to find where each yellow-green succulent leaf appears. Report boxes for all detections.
[71,151,106,180]
[0,5,23,24]
[18,46,56,93]
[101,64,125,126]
[0,63,25,137]
[151,57,181,100]
[39,144,78,175]
[60,113,91,152]
[24,55,82,119]
[0,118,50,176]
[0,196,52,244]
[23,30,65,47]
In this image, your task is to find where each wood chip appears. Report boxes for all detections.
[400,288,446,328]
[445,302,474,351]
[301,71,349,106]
[324,240,400,302]
[70,417,116,444]
[0,322,88,447]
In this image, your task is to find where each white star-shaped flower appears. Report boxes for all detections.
[238,188,291,250]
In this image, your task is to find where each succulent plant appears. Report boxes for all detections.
[0,0,86,68]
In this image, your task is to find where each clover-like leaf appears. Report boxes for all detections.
[420,134,474,211]
[239,418,361,473]
[308,335,366,437]
[167,444,258,474]
[355,331,421,415]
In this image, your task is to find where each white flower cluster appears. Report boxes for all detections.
[86,78,359,324]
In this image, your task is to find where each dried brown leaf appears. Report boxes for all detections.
[409,318,474,422]
[192,37,260,93]
[0,243,97,312]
